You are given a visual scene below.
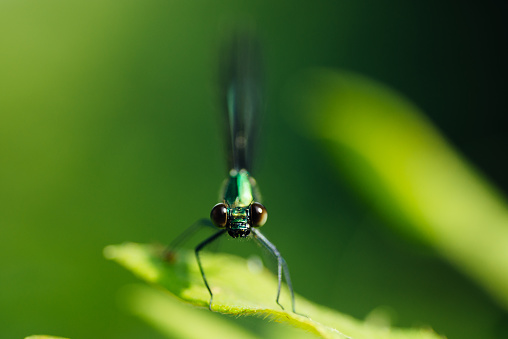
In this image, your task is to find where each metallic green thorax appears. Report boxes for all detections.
[220,169,261,237]
[222,169,259,207]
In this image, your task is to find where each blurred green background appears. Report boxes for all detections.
[1,1,507,338]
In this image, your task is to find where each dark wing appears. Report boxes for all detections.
[220,32,262,172]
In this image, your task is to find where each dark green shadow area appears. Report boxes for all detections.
[289,69,508,311]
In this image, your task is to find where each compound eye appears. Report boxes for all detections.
[250,202,267,227]
[210,203,228,228]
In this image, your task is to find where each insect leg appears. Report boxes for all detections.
[195,229,227,311]
[252,228,296,313]
[163,219,215,261]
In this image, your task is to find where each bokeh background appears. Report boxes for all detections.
[1,1,507,338]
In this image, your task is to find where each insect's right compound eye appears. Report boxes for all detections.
[210,203,228,228]
[250,202,267,227]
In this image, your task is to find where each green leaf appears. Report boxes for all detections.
[104,242,441,339]
[120,284,312,339]
[292,69,508,310]
[25,336,69,339]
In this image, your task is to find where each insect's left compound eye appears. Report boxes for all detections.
[250,202,267,227]
[210,203,228,228]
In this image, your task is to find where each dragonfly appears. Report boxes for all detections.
[168,34,296,313]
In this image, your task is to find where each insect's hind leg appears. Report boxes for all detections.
[195,229,227,311]
[163,218,215,261]
[251,228,296,313]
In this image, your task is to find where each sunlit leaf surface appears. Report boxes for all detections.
[105,242,441,339]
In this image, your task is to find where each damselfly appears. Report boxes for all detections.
[168,33,296,313]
